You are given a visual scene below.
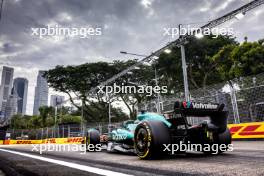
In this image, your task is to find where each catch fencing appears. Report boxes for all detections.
[6,124,82,140]
[5,122,119,140]
[138,73,264,124]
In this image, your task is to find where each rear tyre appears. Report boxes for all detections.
[218,128,232,146]
[203,128,232,155]
[134,120,171,159]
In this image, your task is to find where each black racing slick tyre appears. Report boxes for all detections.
[218,128,232,146]
[86,130,100,147]
[203,128,232,155]
[134,120,171,159]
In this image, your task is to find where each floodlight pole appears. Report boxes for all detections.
[154,68,161,113]
[107,94,111,133]
[120,51,147,57]
[179,24,190,102]
[81,100,84,136]
[54,99,58,138]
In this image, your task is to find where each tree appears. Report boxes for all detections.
[10,114,25,129]
[112,60,159,119]
[212,40,264,121]
[60,115,81,124]
[44,62,121,122]
[213,40,264,81]
[28,115,42,129]
[157,35,238,93]
[39,106,53,127]
[44,62,130,122]
[44,60,156,121]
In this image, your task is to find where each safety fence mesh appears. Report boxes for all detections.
[138,72,264,124]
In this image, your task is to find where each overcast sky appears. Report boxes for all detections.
[0,0,263,115]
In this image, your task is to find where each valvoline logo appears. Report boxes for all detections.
[183,101,218,109]
[182,101,193,108]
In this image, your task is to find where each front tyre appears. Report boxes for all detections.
[134,120,170,159]
[86,129,100,149]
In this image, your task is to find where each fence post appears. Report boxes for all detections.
[12,129,15,139]
[57,126,59,138]
[230,83,240,124]
[35,130,37,140]
[80,123,82,137]
[82,123,85,137]
[52,127,54,138]
[99,124,102,134]
[68,125,70,137]
[41,128,43,140]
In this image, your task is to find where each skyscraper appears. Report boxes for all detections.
[50,95,65,108]
[0,66,14,120]
[13,77,28,115]
[33,71,48,115]
[5,88,18,121]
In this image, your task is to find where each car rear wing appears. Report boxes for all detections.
[173,101,228,133]
[163,102,224,114]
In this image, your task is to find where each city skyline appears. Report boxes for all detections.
[0,66,66,116]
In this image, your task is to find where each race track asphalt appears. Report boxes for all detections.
[0,141,263,176]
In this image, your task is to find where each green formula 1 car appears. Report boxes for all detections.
[86,101,232,159]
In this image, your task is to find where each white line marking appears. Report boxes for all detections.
[0,149,133,176]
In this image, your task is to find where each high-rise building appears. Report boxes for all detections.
[13,78,28,115]
[33,71,48,115]
[5,88,18,122]
[0,66,14,120]
[50,95,65,108]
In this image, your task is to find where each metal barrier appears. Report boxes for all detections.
[228,122,264,139]
[2,122,264,143]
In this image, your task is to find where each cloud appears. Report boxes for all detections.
[141,0,152,8]
[214,0,236,13]
[0,0,263,115]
